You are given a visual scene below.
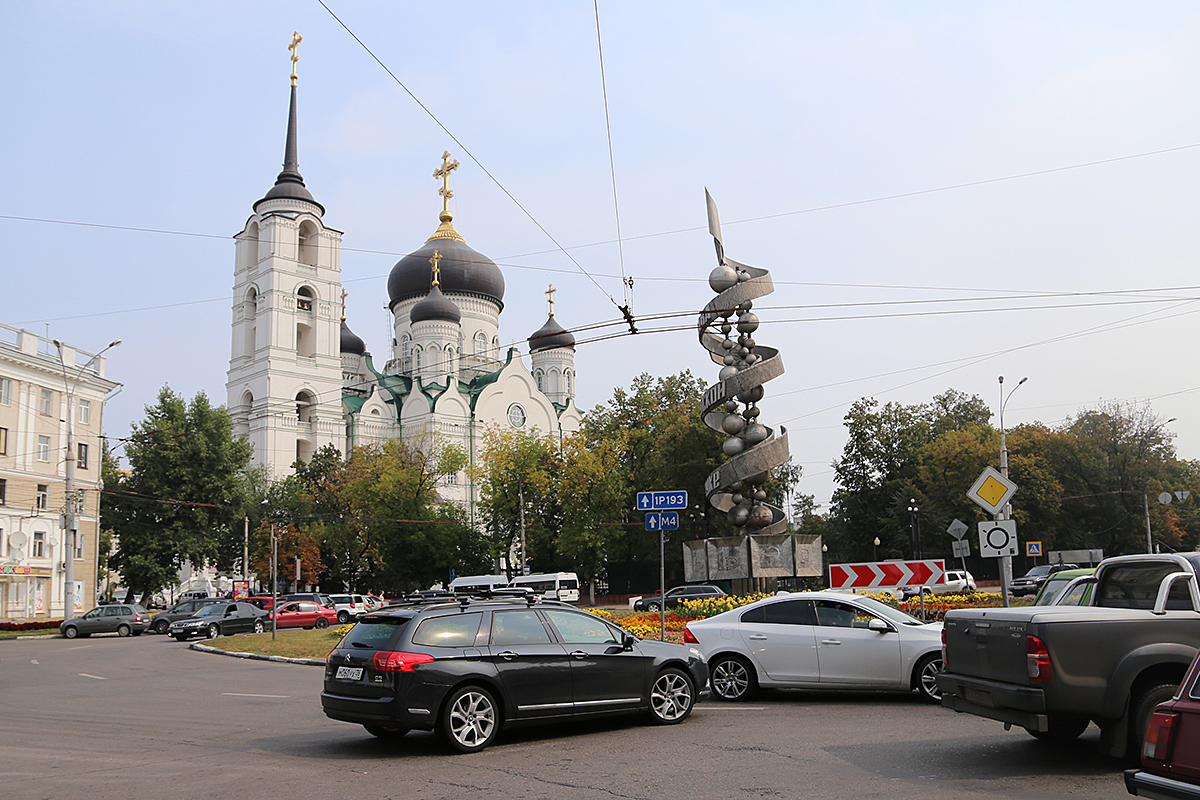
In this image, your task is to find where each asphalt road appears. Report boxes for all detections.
[3,632,1132,800]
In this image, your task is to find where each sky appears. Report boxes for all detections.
[4,2,1200,518]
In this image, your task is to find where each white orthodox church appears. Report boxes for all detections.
[225,61,581,523]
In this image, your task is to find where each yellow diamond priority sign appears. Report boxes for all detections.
[967,466,1018,516]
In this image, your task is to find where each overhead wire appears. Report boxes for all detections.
[593,1,631,310]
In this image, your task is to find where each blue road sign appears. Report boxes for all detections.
[1026,541,1042,557]
[645,512,660,531]
[660,511,679,531]
[636,491,688,511]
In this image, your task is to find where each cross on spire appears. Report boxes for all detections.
[545,284,556,317]
[289,31,303,86]
[434,151,460,214]
[430,250,443,286]
[340,288,347,322]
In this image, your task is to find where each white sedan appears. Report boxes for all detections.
[683,591,944,703]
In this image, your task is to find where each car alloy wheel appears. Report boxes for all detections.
[153,618,169,634]
[252,619,264,634]
[315,617,329,629]
[117,624,131,638]
[915,654,943,703]
[438,685,499,753]
[62,626,79,639]
[649,668,695,724]
[337,611,350,624]
[206,623,221,639]
[647,602,661,613]
[710,654,755,701]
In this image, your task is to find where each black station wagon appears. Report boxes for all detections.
[321,591,709,753]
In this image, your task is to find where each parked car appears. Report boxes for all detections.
[1125,646,1200,798]
[170,601,267,641]
[60,604,150,638]
[634,585,726,612]
[1009,563,1079,596]
[327,593,368,623]
[363,595,384,612]
[284,592,335,610]
[148,598,224,634]
[1032,567,1096,606]
[321,594,708,752]
[270,600,338,630]
[245,596,278,611]
[684,590,944,703]
[902,570,977,598]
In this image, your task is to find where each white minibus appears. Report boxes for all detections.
[509,572,580,603]
[448,575,510,594]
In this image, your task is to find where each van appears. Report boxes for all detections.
[509,572,580,603]
[448,575,510,594]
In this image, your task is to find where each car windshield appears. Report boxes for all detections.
[195,605,224,618]
[845,595,925,626]
[1024,565,1052,578]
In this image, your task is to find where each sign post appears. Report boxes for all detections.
[637,491,687,640]
[968,467,1019,607]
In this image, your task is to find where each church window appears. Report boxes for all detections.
[413,346,423,372]
[295,391,316,422]
[243,221,260,266]
[296,322,315,358]
[535,370,544,392]
[297,285,315,312]
[565,370,573,396]
[244,288,258,357]
[241,391,253,410]
[549,369,561,395]
[445,344,456,374]
[370,408,381,416]
[474,332,488,356]
[298,221,318,266]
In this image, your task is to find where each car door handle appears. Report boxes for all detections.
[821,639,841,645]
[497,650,518,661]
[570,650,588,659]
[747,634,768,641]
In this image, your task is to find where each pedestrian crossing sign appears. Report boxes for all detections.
[1026,541,1042,557]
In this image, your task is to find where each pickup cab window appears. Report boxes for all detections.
[1097,563,1194,610]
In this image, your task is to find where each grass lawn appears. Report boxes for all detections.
[204,627,349,661]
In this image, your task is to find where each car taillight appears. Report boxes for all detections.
[1026,635,1054,682]
[682,625,698,645]
[373,651,436,672]
[1143,710,1179,763]
[941,627,948,671]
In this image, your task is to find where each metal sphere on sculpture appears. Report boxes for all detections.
[737,311,759,333]
[743,405,760,418]
[709,265,738,292]
[722,436,746,456]
[728,505,751,526]
[743,422,768,445]
[721,414,746,434]
[719,365,739,381]
[738,385,764,404]
[749,505,773,527]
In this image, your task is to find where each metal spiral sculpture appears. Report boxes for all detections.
[698,190,791,535]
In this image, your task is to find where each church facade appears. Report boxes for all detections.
[225,62,581,526]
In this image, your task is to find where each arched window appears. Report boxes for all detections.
[401,335,412,372]
[295,390,316,422]
[492,336,500,356]
[244,287,258,357]
[549,368,561,396]
[243,221,260,267]
[298,221,319,266]
[474,332,488,356]
[413,346,423,373]
[296,285,315,313]
[241,390,254,410]
[535,369,545,392]
[565,369,573,397]
[445,344,456,375]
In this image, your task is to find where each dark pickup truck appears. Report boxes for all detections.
[937,553,1200,759]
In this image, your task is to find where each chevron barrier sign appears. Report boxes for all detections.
[829,559,947,590]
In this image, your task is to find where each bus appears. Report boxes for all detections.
[509,572,580,603]
[448,575,510,594]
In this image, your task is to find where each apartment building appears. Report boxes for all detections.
[0,324,119,621]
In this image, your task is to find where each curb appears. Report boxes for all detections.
[189,641,324,667]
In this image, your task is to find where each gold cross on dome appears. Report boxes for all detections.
[433,151,460,213]
[430,250,443,286]
[545,284,556,317]
[340,289,347,321]
[289,32,303,86]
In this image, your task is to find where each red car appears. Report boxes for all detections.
[1126,648,1200,798]
[269,599,338,629]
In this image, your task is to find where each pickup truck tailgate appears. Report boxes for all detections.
[944,611,1030,683]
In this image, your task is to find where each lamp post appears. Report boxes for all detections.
[873,537,880,561]
[998,375,1027,607]
[53,338,120,621]
[1144,418,1177,554]
[907,499,922,560]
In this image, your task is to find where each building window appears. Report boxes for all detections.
[37,435,51,462]
[0,478,6,505]
[0,377,10,405]
[78,443,89,470]
[36,484,48,511]
[39,388,53,415]
[33,531,45,558]
[78,399,91,425]
[0,426,6,455]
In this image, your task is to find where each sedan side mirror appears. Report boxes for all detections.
[867,618,894,634]
[623,633,637,651]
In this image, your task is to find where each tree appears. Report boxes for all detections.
[106,387,252,601]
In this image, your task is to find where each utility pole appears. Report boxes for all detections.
[998,375,1027,608]
[243,515,249,581]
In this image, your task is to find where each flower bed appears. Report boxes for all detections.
[0,619,62,632]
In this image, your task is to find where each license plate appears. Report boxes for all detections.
[963,686,993,707]
[335,666,363,680]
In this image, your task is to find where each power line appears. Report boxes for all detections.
[593,1,630,309]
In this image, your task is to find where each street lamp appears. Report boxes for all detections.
[907,499,922,560]
[53,338,120,620]
[873,537,880,561]
[998,375,1027,607]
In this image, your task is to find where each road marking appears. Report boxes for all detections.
[221,693,290,698]
[30,659,39,665]
[79,673,107,680]
[696,706,766,711]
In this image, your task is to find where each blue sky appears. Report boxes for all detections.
[4,2,1200,514]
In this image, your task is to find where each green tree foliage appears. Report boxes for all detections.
[105,387,252,601]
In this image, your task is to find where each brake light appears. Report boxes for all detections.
[372,651,436,672]
[941,627,948,671]
[1026,635,1054,682]
[1143,710,1180,762]
[682,625,698,645]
